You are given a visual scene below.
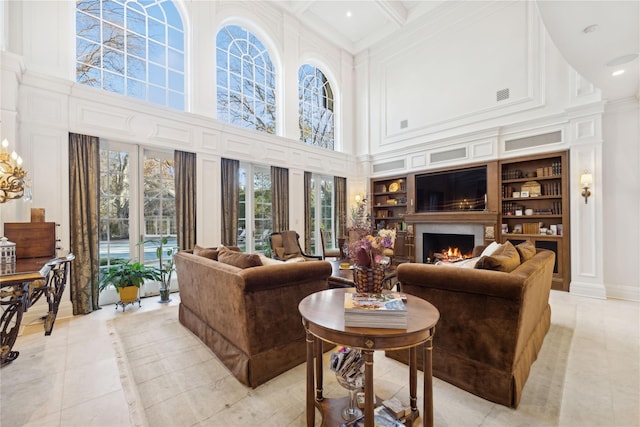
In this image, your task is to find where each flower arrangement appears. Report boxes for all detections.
[348,232,394,268]
[346,197,396,268]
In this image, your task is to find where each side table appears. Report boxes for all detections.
[298,288,439,427]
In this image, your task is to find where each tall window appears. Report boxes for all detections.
[309,174,334,254]
[238,163,272,253]
[216,25,276,134]
[298,64,335,150]
[76,0,185,110]
[99,143,176,299]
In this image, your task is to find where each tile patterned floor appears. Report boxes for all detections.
[1,291,638,427]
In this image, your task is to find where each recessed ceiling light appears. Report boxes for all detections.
[606,53,639,67]
[582,24,598,34]
[612,69,625,77]
[346,10,352,18]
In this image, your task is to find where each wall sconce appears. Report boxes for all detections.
[354,194,362,203]
[0,138,27,203]
[580,171,592,204]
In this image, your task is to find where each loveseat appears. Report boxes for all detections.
[386,241,555,407]
[174,246,331,388]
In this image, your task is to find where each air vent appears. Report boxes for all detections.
[496,88,510,102]
[400,119,408,129]
[373,159,405,173]
[505,131,562,151]
[430,147,467,163]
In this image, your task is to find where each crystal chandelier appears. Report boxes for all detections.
[0,138,27,203]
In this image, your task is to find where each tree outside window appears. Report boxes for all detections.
[75,0,185,110]
[216,25,277,134]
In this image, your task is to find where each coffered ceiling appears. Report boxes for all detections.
[272,0,639,102]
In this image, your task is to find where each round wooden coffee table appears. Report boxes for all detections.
[299,288,439,427]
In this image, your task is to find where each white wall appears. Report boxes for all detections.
[352,0,637,300]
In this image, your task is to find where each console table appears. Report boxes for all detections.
[298,288,439,427]
[0,254,74,366]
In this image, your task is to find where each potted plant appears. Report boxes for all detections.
[139,236,178,303]
[98,259,161,311]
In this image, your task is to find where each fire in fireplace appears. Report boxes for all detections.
[423,233,475,263]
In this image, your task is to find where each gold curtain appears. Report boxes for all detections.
[271,166,289,232]
[334,176,347,239]
[221,158,239,245]
[303,171,312,253]
[175,150,196,251]
[68,133,100,315]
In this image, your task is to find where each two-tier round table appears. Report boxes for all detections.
[298,288,439,427]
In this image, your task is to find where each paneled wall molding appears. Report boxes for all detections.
[375,1,544,146]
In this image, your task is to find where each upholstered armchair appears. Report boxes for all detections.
[269,231,322,261]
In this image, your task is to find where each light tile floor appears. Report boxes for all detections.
[1,291,639,427]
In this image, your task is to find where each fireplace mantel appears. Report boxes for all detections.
[405,211,499,224]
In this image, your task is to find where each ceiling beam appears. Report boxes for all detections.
[375,0,408,27]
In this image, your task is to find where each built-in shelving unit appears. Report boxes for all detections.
[499,151,570,291]
[371,175,408,232]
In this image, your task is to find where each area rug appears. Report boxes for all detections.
[108,303,576,427]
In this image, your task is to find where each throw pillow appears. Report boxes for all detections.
[193,244,220,260]
[475,241,521,272]
[480,241,502,257]
[218,246,263,269]
[515,240,536,263]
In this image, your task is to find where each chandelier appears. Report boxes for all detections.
[0,138,26,203]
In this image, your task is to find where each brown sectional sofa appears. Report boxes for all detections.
[174,248,331,388]
[386,246,555,408]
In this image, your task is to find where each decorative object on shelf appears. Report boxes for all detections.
[0,138,27,203]
[139,236,178,303]
[388,182,400,192]
[521,181,541,197]
[330,347,364,421]
[580,170,592,204]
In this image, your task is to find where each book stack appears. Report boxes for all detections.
[344,292,408,329]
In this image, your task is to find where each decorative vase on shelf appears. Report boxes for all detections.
[353,264,386,293]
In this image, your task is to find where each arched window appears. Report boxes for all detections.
[216,25,276,134]
[298,64,335,150]
[75,0,185,110]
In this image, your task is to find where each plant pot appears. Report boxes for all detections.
[353,265,386,293]
[118,286,139,303]
[158,288,171,303]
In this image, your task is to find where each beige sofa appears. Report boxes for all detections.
[386,242,555,407]
[174,246,331,388]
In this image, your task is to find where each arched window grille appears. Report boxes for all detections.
[298,64,335,150]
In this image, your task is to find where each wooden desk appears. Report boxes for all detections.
[0,254,74,366]
[299,288,439,427]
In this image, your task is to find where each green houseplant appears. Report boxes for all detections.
[139,236,178,303]
[98,260,161,310]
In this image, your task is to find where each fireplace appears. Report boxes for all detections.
[423,233,475,263]
[414,223,485,264]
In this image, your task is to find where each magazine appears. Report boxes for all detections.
[344,293,407,329]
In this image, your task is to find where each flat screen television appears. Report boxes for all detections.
[415,166,487,212]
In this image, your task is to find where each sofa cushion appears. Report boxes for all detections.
[480,241,502,257]
[475,241,521,272]
[218,247,263,269]
[515,240,536,263]
[193,244,220,260]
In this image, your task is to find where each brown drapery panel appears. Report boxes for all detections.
[271,166,289,232]
[68,133,100,315]
[303,171,312,253]
[175,150,196,251]
[334,176,347,239]
[221,158,239,246]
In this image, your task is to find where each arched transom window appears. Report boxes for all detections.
[75,0,185,110]
[216,25,276,134]
[298,64,335,150]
